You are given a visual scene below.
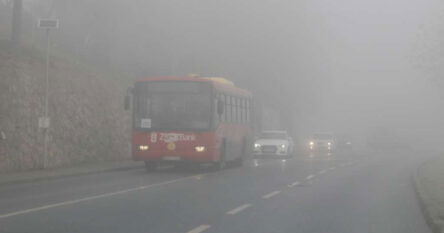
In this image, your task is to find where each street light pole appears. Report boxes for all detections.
[38,19,58,169]
[43,28,50,168]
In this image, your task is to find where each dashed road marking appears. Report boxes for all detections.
[288,181,300,187]
[226,204,252,215]
[0,174,203,219]
[187,225,211,233]
[319,170,327,175]
[306,175,315,180]
[329,167,336,170]
[262,190,281,199]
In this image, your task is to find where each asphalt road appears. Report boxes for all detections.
[0,149,432,233]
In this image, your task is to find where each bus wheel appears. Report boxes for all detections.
[213,141,226,171]
[144,161,157,172]
[212,161,225,171]
[234,140,247,167]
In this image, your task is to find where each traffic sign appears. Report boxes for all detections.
[38,19,59,29]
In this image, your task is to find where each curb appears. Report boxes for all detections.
[0,163,144,187]
[412,165,443,233]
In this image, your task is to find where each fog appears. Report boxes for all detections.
[4,1,444,230]
[19,0,444,148]
[298,0,444,147]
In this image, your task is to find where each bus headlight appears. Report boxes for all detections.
[327,142,332,146]
[139,145,149,151]
[195,146,206,152]
[309,141,314,146]
[254,143,261,150]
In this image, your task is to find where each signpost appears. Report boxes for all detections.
[38,19,58,168]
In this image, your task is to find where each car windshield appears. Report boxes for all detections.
[313,133,333,140]
[260,132,287,139]
[134,81,212,130]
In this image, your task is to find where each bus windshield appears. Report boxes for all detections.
[134,81,212,130]
[260,132,288,140]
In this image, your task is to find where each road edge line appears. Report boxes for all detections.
[0,174,201,219]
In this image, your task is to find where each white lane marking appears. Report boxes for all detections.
[0,174,203,219]
[329,167,336,171]
[319,170,327,175]
[262,190,281,199]
[226,204,252,215]
[288,181,300,187]
[187,225,211,233]
[306,175,315,180]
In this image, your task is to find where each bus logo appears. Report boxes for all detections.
[160,133,196,143]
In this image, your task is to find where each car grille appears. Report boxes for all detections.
[261,145,277,153]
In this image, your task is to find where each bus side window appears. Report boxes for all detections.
[225,95,231,122]
[238,98,242,124]
[217,94,224,123]
[239,98,243,124]
[232,96,237,123]
[242,99,247,123]
[246,99,250,123]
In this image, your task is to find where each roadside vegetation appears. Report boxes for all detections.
[415,156,444,232]
[0,1,133,172]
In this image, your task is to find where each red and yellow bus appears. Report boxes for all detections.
[125,76,254,171]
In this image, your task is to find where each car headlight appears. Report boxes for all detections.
[195,146,206,152]
[327,142,331,146]
[280,144,286,149]
[254,143,261,149]
[309,141,314,146]
[139,145,149,151]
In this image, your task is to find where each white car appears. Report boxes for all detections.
[308,132,336,151]
[253,130,294,157]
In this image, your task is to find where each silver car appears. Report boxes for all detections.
[253,131,294,157]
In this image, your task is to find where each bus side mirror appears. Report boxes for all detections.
[124,95,130,110]
[217,100,224,115]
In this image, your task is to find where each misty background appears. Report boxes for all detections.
[2,0,444,148]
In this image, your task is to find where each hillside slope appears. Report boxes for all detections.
[0,44,131,172]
